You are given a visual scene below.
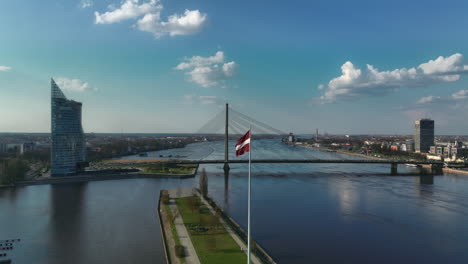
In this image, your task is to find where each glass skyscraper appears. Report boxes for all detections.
[414,119,435,153]
[51,78,86,176]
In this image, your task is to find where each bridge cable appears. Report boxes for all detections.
[230,108,286,135]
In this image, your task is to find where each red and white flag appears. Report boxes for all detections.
[235,130,251,157]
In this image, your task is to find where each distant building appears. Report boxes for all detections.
[51,78,87,176]
[390,145,399,151]
[436,146,445,156]
[405,139,415,152]
[414,119,434,153]
[6,143,24,154]
[427,140,468,161]
[444,145,453,157]
[401,144,408,152]
[23,142,36,152]
[457,148,468,161]
[0,143,6,153]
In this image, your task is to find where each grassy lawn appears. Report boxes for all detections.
[143,164,197,175]
[176,196,247,264]
[164,204,186,263]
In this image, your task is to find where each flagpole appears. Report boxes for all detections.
[247,125,251,264]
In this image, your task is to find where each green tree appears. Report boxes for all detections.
[187,196,199,213]
[199,168,208,197]
[161,190,170,205]
[0,158,29,185]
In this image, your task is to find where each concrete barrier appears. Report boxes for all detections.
[157,190,172,264]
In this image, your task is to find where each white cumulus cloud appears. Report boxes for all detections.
[137,9,206,38]
[94,0,206,38]
[183,94,220,105]
[419,54,468,76]
[55,77,95,92]
[95,0,160,24]
[318,53,468,103]
[176,51,238,88]
[452,89,468,100]
[417,95,442,104]
[0,65,11,72]
[416,89,468,105]
[80,0,93,9]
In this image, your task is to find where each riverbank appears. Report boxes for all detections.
[443,167,468,175]
[5,170,196,187]
[298,144,386,160]
[1,163,199,188]
[299,143,468,175]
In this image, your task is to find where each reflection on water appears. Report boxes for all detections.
[336,178,359,215]
[224,169,230,211]
[49,184,86,263]
[2,139,468,263]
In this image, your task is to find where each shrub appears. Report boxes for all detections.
[175,245,185,258]
[199,168,208,197]
[161,190,170,205]
[0,158,29,185]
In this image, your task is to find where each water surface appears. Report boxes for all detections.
[1,139,468,263]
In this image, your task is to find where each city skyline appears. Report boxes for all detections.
[1,0,468,134]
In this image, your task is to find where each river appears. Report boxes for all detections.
[1,139,468,263]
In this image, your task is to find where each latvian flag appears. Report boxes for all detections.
[235,130,251,157]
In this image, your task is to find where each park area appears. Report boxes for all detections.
[160,188,253,264]
[143,163,197,175]
[98,159,198,176]
[175,195,247,263]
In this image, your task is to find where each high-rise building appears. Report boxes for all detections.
[414,119,434,153]
[51,78,86,176]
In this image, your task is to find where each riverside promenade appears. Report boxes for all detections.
[159,188,274,264]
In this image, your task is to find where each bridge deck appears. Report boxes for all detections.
[149,159,444,165]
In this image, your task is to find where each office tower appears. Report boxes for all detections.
[414,119,434,153]
[51,78,86,176]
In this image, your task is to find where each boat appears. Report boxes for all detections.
[138,153,148,157]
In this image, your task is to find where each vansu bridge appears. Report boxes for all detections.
[160,159,444,175]
[168,103,445,175]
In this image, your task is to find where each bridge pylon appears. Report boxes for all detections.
[431,163,443,175]
[224,103,230,172]
[391,163,398,175]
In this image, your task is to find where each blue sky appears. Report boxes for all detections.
[1,0,468,134]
